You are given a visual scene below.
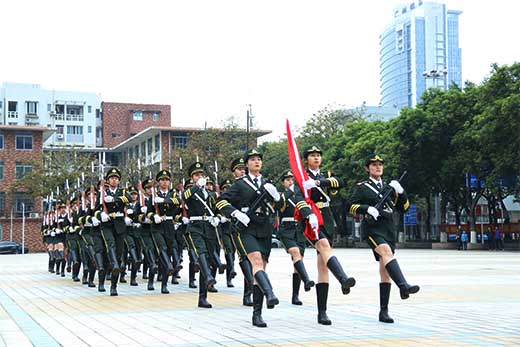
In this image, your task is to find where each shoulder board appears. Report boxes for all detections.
[327,171,333,178]
[357,181,366,186]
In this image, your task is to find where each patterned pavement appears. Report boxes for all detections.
[0,248,519,347]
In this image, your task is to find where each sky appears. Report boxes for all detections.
[1,0,519,142]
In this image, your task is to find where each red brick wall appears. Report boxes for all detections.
[0,129,43,217]
[102,102,171,148]
[0,218,45,252]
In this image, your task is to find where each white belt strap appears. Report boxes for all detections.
[281,217,296,223]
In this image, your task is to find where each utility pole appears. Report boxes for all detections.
[246,104,253,153]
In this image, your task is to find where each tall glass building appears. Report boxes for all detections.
[379,1,462,109]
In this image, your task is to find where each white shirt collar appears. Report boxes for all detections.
[309,168,320,176]
[289,184,294,192]
[248,173,262,181]
[369,177,383,186]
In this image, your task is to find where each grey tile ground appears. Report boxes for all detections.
[1,249,519,346]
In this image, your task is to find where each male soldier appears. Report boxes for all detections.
[183,162,221,308]
[153,170,182,293]
[217,149,281,328]
[346,155,419,323]
[124,186,143,286]
[179,179,200,289]
[219,179,237,287]
[95,168,132,296]
[229,157,254,306]
[136,179,160,291]
[274,171,314,305]
[67,197,83,282]
[78,187,100,288]
[293,145,356,325]
[54,200,69,277]
[205,176,226,293]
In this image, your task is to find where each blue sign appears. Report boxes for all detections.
[404,204,417,225]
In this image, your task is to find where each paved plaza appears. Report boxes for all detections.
[0,248,519,347]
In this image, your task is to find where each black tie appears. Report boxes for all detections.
[376,182,382,190]
[253,177,259,188]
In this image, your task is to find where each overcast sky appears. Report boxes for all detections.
[1,0,518,141]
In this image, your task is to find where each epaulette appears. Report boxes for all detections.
[357,181,366,186]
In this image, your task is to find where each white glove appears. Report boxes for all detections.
[57,218,64,224]
[56,228,62,234]
[302,179,317,190]
[367,206,379,220]
[182,216,190,225]
[124,217,132,226]
[389,180,404,194]
[126,209,134,215]
[154,197,165,203]
[197,177,207,187]
[220,216,228,224]
[104,195,114,203]
[231,210,250,227]
[141,206,148,214]
[174,223,181,230]
[209,216,220,227]
[91,216,100,226]
[154,214,163,224]
[144,217,152,224]
[101,211,110,222]
[263,183,280,201]
[79,229,83,236]
[308,213,319,231]
[51,231,56,237]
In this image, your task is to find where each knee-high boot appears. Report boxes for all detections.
[225,252,236,287]
[254,270,279,308]
[326,256,356,294]
[198,255,216,288]
[198,272,212,308]
[252,285,267,327]
[379,282,394,323]
[316,283,331,325]
[385,259,419,300]
[98,269,106,292]
[239,259,254,306]
[293,259,315,291]
[291,273,303,305]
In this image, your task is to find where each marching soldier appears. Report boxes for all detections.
[219,179,237,287]
[205,177,226,293]
[293,145,356,325]
[179,179,200,289]
[54,200,68,277]
[124,186,144,286]
[274,171,315,305]
[182,161,220,308]
[67,197,83,282]
[216,149,281,328]
[95,168,132,296]
[78,187,101,288]
[153,170,182,294]
[346,155,419,323]
[229,157,255,306]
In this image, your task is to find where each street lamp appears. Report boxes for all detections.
[246,104,254,153]
[422,68,448,89]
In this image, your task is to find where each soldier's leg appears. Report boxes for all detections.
[187,227,215,289]
[70,239,81,282]
[47,243,55,273]
[92,232,107,292]
[378,259,393,323]
[153,232,173,294]
[315,237,355,294]
[101,226,120,274]
[223,233,236,287]
[233,231,253,306]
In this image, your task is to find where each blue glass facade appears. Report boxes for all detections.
[379,2,462,109]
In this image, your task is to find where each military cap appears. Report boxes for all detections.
[220,179,232,189]
[230,157,246,172]
[56,199,65,207]
[303,145,323,158]
[244,149,263,162]
[85,187,98,195]
[206,177,214,185]
[365,154,384,167]
[156,169,171,181]
[128,186,138,194]
[282,170,294,180]
[184,179,194,189]
[142,179,153,189]
[70,196,79,204]
[188,161,205,177]
[105,168,121,180]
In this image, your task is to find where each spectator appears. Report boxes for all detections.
[494,227,504,251]
[486,226,494,250]
[461,230,468,250]
[456,225,463,251]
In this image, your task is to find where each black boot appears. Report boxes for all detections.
[208,267,218,293]
[239,259,253,306]
[379,282,394,323]
[316,283,331,325]
[198,255,216,288]
[94,253,105,272]
[198,272,212,308]
[48,251,55,273]
[107,248,120,275]
[119,266,127,283]
[159,250,175,276]
[293,260,315,292]
[110,271,119,296]
[130,264,139,286]
[82,269,89,284]
[326,256,356,294]
[212,250,226,274]
[172,248,183,273]
[72,263,81,282]
[147,267,156,291]
[55,258,61,275]
[189,262,197,288]
[87,245,97,268]
[291,273,303,305]
[142,258,149,280]
[161,269,170,294]
[60,259,66,277]
[225,253,236,287]
[88,267,96,288]
[385,259,419,300]
[98,269,106,292]
[254,270,279,308]
[252,285,267,327]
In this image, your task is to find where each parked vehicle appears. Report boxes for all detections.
[0,241,29,254]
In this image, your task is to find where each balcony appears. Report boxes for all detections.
[51,113,84,122]
[7,111,18,119]
[67,134,84,143]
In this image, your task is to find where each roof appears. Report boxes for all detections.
[0,125,55,141]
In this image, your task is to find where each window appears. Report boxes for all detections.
[153,112,160,121]
[15,134,33,150]
[172,134,188,149]
[133,111,143,121]
[0,161,4,180]
[135,145,139,157]
[155,135,160,153]
[88,126,92,133]
[56,125,64,134]
[141,142,146,156]
[0,134,3,149]
[88,105,92,113]
[129,148,133,159]
[112,133,122,138]
[67,126,83,135]
[47,104,52,112]
[15,162,33,179]
[13,193,34,217]
[147,138,153,155]
[26,101,38,114]
[96,109,101,119]
[0,192,5,217]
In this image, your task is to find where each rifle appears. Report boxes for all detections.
[99,159,108,214]
[137,159,145,207]
[214,160,220,196]
[365,171,407,225]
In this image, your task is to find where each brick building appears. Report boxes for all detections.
[0,125,53,252]
[101,102,171,148]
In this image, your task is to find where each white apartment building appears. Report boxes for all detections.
[0,82,102,148]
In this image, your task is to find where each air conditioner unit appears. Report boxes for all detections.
[56,134,64,140]
[29,212,39,218]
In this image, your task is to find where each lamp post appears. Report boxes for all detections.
[422,68,448,89]
[246,104,253,153]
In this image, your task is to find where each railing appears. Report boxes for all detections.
[25,113,39,119]
[52,113,84,122]
[7,111,18,118]
[67,134,84,143]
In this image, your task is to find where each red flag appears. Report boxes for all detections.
[286,119,323,240]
